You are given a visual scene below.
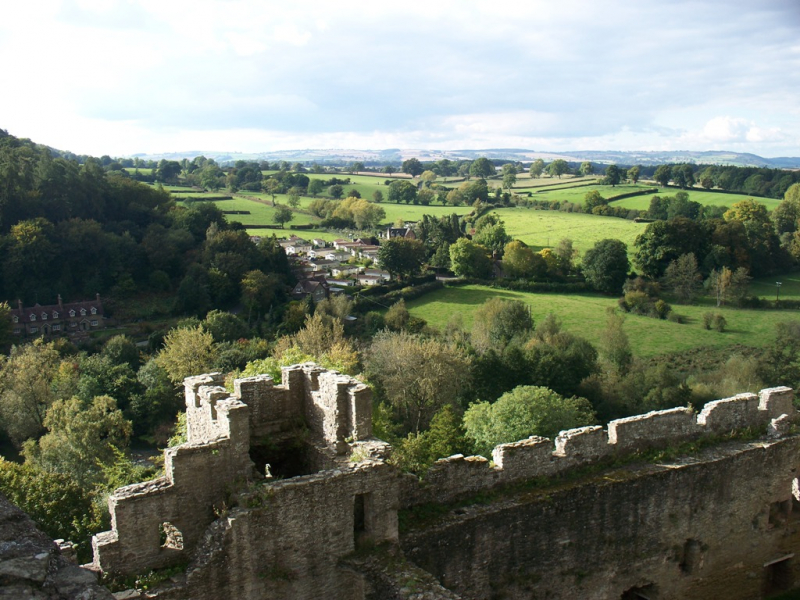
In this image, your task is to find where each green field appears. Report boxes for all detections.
[405,285,794,357]
[489,207,647,254]
[177,195,318,227]
[610,189,778,211]
[752,271,800,301]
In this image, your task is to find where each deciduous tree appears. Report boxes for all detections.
[663,253,702,303]
[272,204,293,228]
[582,239,630,294]
[529,159,545,178]
[377,238,426,280]
[366,331,471,433]
[449,238,493,278]
[401,158,424,178]
[464,386,595,456]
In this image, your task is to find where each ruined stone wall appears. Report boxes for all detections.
[402,436,800,600]
[401,387,795,508]
[1,492,114,599]
[90,371,800,600]
[92,364,374,577]
[92,395,252,575]
[156,460,399,600]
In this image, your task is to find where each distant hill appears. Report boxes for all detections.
[128,148,800,168]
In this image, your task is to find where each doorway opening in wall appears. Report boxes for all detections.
[354,493,370,548]
[621,583,658,600]
[764,554,794,597]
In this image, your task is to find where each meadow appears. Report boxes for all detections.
[490,207,647,254]
[609,188,777,210]
[404,284,794,357]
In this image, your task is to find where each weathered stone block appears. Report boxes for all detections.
[608,407,697,452]
[553,426,610,461]
[493,436,556,481]
[759,386,795,420]
[697,393,760,432]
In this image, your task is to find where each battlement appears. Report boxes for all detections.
[93,364,373,576]
[91,367,796,595]
[402,386,796,507]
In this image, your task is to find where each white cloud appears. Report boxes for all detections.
[702,117,752,143]
[1,0,799,157]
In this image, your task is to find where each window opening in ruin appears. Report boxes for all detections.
[159,522,184,551]
[764,555,794,596]
[621,583,658,600]
[679,539,702,575]
[769,498,793,527]
[354,493,370,548]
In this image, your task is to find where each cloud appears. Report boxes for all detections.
[1,0,799,156]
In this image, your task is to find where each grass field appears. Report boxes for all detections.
[751,271,800,300]
[488,207,647,254]
[405,284,794,357]
[176,195,318,227]
[610,188,778,210]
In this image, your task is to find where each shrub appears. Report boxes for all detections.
[713,314,727,333]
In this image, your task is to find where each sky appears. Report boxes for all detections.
[1,0,799,158]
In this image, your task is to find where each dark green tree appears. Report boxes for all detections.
[604,165,622,186]
[469,157,495,179]
[654,165,672,187]
[377,238,426,280]
[401,158,424,178]
[387,180,417,204]
[582,239,630,294]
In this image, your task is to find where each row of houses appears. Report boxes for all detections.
[277,235,393,301]
[8,295,107,339]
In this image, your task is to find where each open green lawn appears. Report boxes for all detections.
[751,271,800,301]
[488,207,647,254]
[177,195,318,227]
[509,175,601,191]
[610,189,778,211]
[405,284,794,357]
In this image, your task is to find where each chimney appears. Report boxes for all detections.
[57,294,64,311]
[17,299,22,311]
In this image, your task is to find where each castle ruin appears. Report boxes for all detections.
[89,364,800,599]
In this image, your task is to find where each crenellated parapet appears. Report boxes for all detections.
[92,364,374,576]
[402,387,796,508]
[92,366,796,596]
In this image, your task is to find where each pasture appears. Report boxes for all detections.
[609,188,777,210]
[490,207,647,254]
[405,284,793,358]
[751,271,800,301]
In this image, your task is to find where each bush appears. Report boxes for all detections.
[703,312,727,332]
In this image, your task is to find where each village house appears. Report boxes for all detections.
[331,265,361,278]
[385,226,417,240]
[291,276,330,302]
[324,251,352,262]
[356,273,383,286]
[9,295,106,338]
[362,268,391,281]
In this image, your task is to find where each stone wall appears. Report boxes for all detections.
[158,460,399,600]
[1,492,114,599]
[93,364,373,577]
[401,386,795,508]
[89,369,800,600]
[402,436,800,600]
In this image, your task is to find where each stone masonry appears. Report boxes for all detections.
[87,370,800,600]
